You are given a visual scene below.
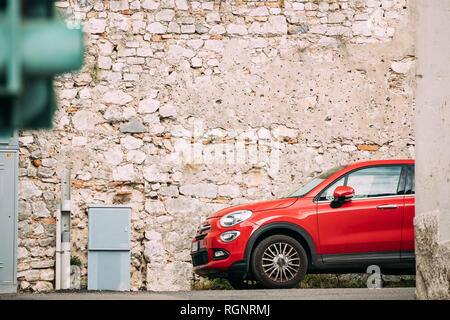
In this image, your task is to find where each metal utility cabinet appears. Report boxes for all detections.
[88,205,131,291]
[0,131,18,294]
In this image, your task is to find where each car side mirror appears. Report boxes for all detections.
[330,186,355,208]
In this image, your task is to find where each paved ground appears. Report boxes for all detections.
[1,287,415,300]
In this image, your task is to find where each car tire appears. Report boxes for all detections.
[251,235,308,289]
[228,276,263,290]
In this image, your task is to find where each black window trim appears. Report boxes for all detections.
[314,163,411,203]
[397,165,407,195]
[405,164,415,195]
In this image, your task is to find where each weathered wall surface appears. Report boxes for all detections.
[414,0,450,300]
[17,0,415,292]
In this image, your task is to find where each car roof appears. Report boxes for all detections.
[343,159,414,169]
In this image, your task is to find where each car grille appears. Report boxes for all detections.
[197,224,211,233]
[195,223,211,241]
[191,249,209,267]
[195,234,207,241]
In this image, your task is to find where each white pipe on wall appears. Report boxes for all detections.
[59,173,72,290]
[60,199,71,290]
[56,173,72,291]
[55,205,61,290]
[61,239,71,289]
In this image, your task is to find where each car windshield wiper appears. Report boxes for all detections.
[280,195,302,199]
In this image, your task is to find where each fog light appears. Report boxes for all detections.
[220,230,240,242]
[212,248,230,261]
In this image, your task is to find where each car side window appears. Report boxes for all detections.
[346,166,402,199]
[406,165,415,194]
[319,176,345,201]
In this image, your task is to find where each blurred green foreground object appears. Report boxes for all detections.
[0,0,84,132]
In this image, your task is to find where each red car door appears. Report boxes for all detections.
[316,165,405,256]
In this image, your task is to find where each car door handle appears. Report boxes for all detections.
[377,205,398,209]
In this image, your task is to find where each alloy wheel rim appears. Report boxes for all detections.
[261,242,300,282]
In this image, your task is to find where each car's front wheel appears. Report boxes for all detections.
[251,235,308,289]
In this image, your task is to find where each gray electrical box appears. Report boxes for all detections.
[88,205,131,291]
[0,131,18,294]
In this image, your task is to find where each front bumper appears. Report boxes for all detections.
[190,218,255,278]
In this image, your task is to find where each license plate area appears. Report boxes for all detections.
[191,241,199,253]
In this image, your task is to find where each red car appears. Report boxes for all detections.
[191,160,415,289]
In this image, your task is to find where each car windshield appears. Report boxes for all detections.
[284,165,347,198]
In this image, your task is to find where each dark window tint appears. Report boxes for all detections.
[406,165,415,194]
[346,166,402,199]
[397,166,407,195]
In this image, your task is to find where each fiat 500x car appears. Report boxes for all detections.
[190,160,415,289]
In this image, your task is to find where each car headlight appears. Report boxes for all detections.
[219,210,253,228]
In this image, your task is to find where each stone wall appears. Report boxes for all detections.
[17,0,415,292]
[414,0,450,300]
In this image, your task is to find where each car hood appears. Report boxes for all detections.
[210,198,298,218]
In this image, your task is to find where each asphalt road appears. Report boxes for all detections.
[1,287,415,300]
